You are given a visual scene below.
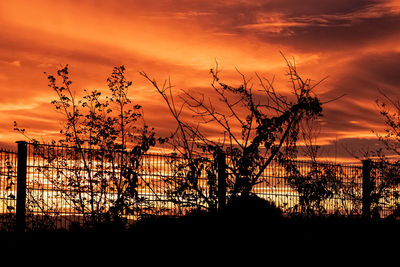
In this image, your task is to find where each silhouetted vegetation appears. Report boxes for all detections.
[365,90,400,217]
[1,56,399,262]
[141,54,323,212]
[14,65,163,228]
[1,199,399,258]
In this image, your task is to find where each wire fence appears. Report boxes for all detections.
[0,148,17,231]
[0,141,399,231]
[250,159,365,217]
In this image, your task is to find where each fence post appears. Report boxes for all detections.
[16,141,27,233]
[217,150,226,212]
[362,159,372,219]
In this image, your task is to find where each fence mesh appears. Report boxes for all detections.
[0,149,17,231]
[252,160,364,216]
[24,143,214,229]
[0,142,399,231]
[369,160,400,218]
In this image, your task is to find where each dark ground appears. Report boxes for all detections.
[1,198,398,264]
[1,215,398,263]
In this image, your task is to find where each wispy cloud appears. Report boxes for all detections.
[0,0,398,157]
[234,0,400,36]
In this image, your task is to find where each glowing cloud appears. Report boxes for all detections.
[0,0,398,160]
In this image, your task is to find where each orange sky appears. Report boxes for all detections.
[1,0,399,160]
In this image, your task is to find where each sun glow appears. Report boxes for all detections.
[0,0,397,162]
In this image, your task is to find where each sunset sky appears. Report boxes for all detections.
[1,0,399,161]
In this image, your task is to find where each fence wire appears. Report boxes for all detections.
[0,149,17,231]
[0,142,399,231]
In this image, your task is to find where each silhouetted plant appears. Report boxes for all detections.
[363,90,400,217]
[0,150,17,231]
[283,117,359,216]
[225,193,283,220]
[285,161,359,216]
[141,54,323,212]
[164,151,219,213]
[15,65,161,228]
[363,153,400,218]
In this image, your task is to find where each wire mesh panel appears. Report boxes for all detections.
[369,160,400,218]
[24,143,216,229]
[138,153,218,217]
[0,149,18,231]
[2,141,393,231]
[26,143,92,230]
[251,159,299,213]
[25,142,153,229]
[252,160,363,216]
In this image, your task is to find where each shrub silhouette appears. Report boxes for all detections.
[225,194,283,220]
[141,54,324,212]
[14,65,161,229]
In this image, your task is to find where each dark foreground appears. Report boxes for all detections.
[1,195,399,263]
[1,213,398,263]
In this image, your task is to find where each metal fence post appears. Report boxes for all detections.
[16,141,27,233]
[362,159,372,219]
[217,151,226,212]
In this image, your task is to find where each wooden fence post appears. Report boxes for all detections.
[16,141,27,233]
[217,151,226,212]
[362,159,372,219]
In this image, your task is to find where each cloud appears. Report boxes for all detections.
[152,0,397,54]
[350,52,400,89]
[303,137,387,162]
[0,0,398,160]
[241,1,400,52]
[10,61,21,67]
[308,50,400,151]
